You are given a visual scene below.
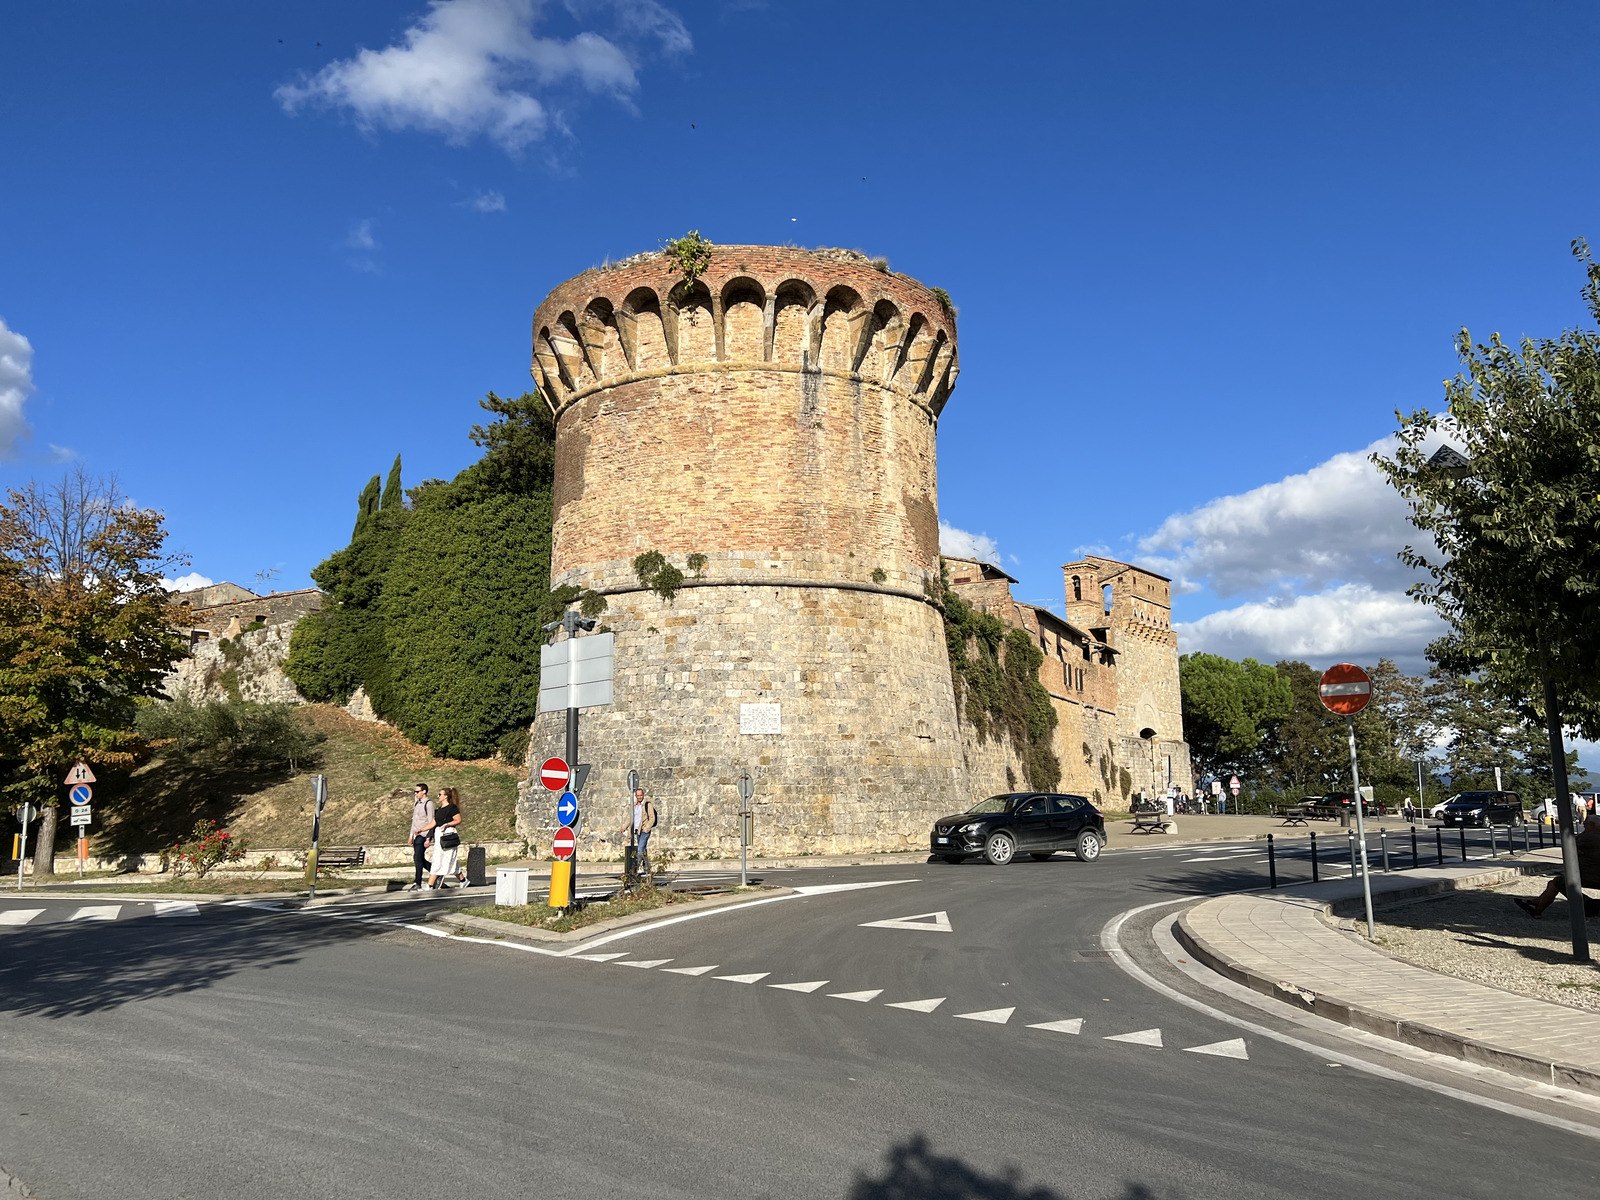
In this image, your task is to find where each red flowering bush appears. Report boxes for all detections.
[169,820,248,879]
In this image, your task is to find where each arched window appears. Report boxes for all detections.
[1102,584,1113,615]
[1071,575,1082,601]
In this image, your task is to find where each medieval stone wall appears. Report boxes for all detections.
[518,246,968,854]
[162,622,302,705]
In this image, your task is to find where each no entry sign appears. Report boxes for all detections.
[540,757,570,792]
[1319,663,1372,716]
[551,825,577,861]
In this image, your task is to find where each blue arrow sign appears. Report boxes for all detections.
[69,783,92,805]
[556,791,579,826]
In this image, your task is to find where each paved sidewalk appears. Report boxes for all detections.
[1175,849,1600,1095]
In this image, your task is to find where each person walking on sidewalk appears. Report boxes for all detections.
[408,784,434,891]
[424,787,466,890]
[1515,814,1600,918]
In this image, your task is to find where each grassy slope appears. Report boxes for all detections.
[93,705,523,857]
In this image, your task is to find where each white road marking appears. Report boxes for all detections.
[566,892,798,951]
[791,880,919,896]
[571,952,627,962]
[616,959,671,969]
[885,997,945,1013]
[1027,1018,1084,1035]
[859,910,952,932]
[714,972,770,984]
[1104,1028,1163,1046]
[769,980,829,993]
[955,1007,1015,1024]
[69,905,119,921]
[828,989,884,1002]
[1185,1038,1249,1059]
[0,909,44,926]
[661,964,718,975]
[151,902,199,917]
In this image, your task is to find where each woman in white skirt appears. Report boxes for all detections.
[424,787,466,889]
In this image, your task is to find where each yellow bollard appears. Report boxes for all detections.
[548,860,573,908]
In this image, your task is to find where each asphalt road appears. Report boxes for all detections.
[1,841,1593,1200]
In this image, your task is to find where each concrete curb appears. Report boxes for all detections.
[434,886,795,945]
[2,1161,34,1199]
[1173,866,1600,1097]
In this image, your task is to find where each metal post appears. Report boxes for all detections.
[1459,825,1467,862]
[1267,833,1277,889]
[1380,828,1390,873]
[1345,715,1375,938]
[566,702,579,902]
[1348,828,1358,878]
[1488,823,1498,859]
[1410,825,1418,871]
[15,805,30,891]
[306,774,327,899]
[1435,825,1443,866]
[1310,831,1319,883]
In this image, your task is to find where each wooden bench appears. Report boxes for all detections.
[1272,805,1312,826]
[1129,807,1172,834]
[312,846,366,872]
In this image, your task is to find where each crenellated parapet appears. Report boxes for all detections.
[530,245,960,418]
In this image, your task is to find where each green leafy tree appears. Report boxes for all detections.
[1179,653,1292,777]
[1375,241,1600,959]
[0,469,188,874]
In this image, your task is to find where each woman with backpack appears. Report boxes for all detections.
[424,787,467,889]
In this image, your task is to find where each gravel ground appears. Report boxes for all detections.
[1369,874,1600,1012]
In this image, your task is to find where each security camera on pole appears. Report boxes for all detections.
[1320,663,1376,938]
[539,609,614,910]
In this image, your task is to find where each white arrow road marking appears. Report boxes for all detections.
[884,997,946,1013]
[1104,1028,1163,1046]
[1027,1018,1084,1035]
[955,1007,1015,1024]
[151,902,199,917]
[1184,1038,1249,1059]
[790,880,919,896]
[714,972,770,984]
[69,905,119,921]
[859,910,952,932]
[0,909,44,926]
[616,959,671,969]
[571,952,627,962]
[769,980,829,993]
[828,989,884,1002]
[661,965,718,976]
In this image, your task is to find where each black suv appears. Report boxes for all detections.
[1438,791,1525,827]
[930,793,1107,865]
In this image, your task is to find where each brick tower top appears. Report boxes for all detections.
[529,245,959,419]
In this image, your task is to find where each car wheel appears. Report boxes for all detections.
[941,854,966,864]
[982,831,1016,866]
[1029,852,1054,861]
[1074,829,1103,862]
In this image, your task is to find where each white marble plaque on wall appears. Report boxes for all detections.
[739,703,782,735]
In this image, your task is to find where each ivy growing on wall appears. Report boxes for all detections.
[939,560,1061,790]
[633,550,687,602]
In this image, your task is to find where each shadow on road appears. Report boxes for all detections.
[848,1135,1163,1200]
[0,907,384,1019]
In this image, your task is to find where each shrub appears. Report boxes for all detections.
[633,550,686,602]
[169,820,247,879]
[498,723,533,768]
[135,697,324,769]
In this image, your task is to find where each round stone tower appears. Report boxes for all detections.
[521,246,966,855]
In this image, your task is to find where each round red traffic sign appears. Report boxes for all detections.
[1318,663,1372,716]
[540,757,570,792]
[551,825,577,860]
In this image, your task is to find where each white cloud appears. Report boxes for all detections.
[276,0,690,154]
[1175,583,1446,669]
[466,190,507,212]
[0,317,36,460]
[939,520,1001,566]
[1140,437,1430,598]
[347,219,378,251]
[162,573,215,593]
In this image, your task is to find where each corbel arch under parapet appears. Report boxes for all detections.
[861,298,905,382]
[719,277,766,363]
[551,311,596,390]
[666,279,715,365]
[578,298,620,382]
[818,285,863,372]
[893,313,932,392]
[533,325,566,401]
[619,286,669,371]
[772,279,817,365]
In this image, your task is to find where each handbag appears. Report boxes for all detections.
[440,829,461,850]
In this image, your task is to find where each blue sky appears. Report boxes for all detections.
[3,0,1599,681]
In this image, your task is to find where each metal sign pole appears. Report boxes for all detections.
[1346,715,1375,939]
[15,805,29,891]
[306,774,328,900]
[566,700,579,907]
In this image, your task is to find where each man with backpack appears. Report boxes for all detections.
[620,786,658,880]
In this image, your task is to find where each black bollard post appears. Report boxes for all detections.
[1268,833,1277,889]
[1489,823,1498,859]
[1310,831,1319,883]
[1381,828,1390,872]
[1410,825,1419,871]
[1435,825,1443,866]
[1348,829,1358,878]
[1459,825,1468,862]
